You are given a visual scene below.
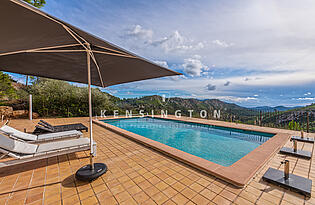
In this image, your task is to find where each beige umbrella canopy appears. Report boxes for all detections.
[0,0,181,180]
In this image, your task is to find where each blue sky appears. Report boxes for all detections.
[10,0,315,107]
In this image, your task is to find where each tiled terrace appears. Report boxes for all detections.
[0,117,314,205]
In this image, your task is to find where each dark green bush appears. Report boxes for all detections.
[28,78,120,117]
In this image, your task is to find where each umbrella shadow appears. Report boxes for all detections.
[62,174,89,188]
[0,154,88,177]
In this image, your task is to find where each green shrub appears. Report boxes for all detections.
[28,78,119,117]
[288,120,301,131]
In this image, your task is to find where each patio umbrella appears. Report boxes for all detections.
[0,0,181,181]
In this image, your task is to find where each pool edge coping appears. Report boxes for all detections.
[93,117,291,187]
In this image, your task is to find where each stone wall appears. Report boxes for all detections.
[12,110,39,119]
[0,106,39,119]
[0,106,13,118]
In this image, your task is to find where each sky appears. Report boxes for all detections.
[9,0,315,107]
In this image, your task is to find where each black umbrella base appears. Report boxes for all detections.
[262,167,312,197]
[75,163,107,182]
[291,136,314,143]
[280,147,312,159]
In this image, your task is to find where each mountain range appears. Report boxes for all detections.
[251,106,301,112]
[1,76,313,131]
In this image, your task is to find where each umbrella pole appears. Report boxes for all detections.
[75,48,108,182]
[87,49,94,170]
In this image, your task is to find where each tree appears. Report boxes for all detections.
[0,71,16,100]
[23,0,46,8]
[23,0,46,85]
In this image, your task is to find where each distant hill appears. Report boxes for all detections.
[119,95,258,122]
[252,105,301,112]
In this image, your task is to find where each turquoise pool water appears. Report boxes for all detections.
[102,117,274,166]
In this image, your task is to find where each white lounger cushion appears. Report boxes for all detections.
[0,125,82,141]
[0,134,38,154]
[1,125,36,141]
[0,133,91,155]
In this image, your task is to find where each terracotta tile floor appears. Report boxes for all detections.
[0,117,314,205]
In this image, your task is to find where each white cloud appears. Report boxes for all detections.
[296,97,315,101]
[126,25,153,42]
[212,40,234,48]
[217,96,258,103]
[151,30,204,52]
[182,56,208,76]
[233,71,315,86]
[123,26,205,55]
[153,60,168,68]
[168,75,187,81]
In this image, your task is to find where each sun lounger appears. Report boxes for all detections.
[0,133,95,168]
[0,125,82,143]
[33,120,88,134]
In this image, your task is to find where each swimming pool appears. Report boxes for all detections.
[102,117,274,166]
